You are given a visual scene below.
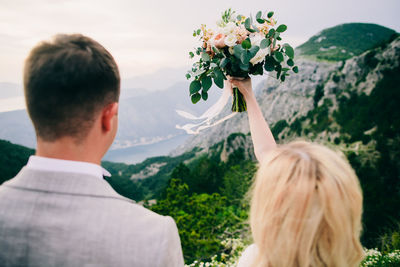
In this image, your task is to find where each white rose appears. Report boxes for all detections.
[250,47,270,65]
[224,34,237,47]
[249,33,263,46]
[222,22,237,35]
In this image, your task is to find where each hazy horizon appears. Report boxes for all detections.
[1,0,399,85]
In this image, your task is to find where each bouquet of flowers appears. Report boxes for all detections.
[186,9,298,112]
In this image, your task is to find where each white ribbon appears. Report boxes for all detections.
[176,85,237,134]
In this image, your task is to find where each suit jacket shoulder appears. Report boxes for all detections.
[0,168,184,267]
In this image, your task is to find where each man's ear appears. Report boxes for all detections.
[101,102,119,132]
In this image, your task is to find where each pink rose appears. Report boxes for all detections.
[213,33,226,49]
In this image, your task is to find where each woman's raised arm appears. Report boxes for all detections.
[229,78,276,162]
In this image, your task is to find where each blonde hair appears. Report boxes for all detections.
[250,141,364,267]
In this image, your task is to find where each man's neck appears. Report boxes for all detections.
[36,137,103,165]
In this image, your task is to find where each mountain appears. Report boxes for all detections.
[172,23,399,156]
[0,77,224,162]
[297,23,397,61]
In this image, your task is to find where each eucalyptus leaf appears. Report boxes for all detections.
[256,18,265,24]
[276,24,287,33]
[280,74,286,82]
[197,29,201,35]
[191,93,201,104]
[293,66,299,73]
[249,45,260,58]
[201,90,208,101]
[185,73,191,79]
[234,45,244,59]
[201,76,212,91]
[274,51,284,62]
[242,39,251,49]
[267,11,274,18]
[245,18,251,29]
[213,68,225,88]
[239,62,250,71]
[260,39,270,49]
[284,44,294,59]
[268,28,275,38]
[264,56,275,71]
[256,11,262,19]
[190,80,202,94]
[189,52,194,58]
[240,50,251,65]
[219,58,229,68]
[287,58,294,66]
[201,53,210,62]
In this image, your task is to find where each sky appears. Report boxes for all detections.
[0,0,399,84]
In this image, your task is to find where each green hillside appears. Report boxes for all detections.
[297,23,398,61]
[0,140,34,185]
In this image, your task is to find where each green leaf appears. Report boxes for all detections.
[267,11,274,18]
[239,62,249,71]
[282,67,290,71]
[191,93,201,104]
[244,18,256,33]
[264,56,275,71]
[274,51,284,62]
[213,68,225,88]
[284,44,294,59]
[280,74,286,82]
[256,18,265,24]
[201,76,212,91]
[201,53,210,62]
[220,58,229,68]
[293,66,299,73]
[233,45,244,59]
[189,80,202,94]
[260,39,270,49]
[240,50,251,65]
[196,29,201,35]
[245,18,251,29]
[241,39,251,49]
[201,90,208,101]
[268,28,275,38]
[276,64,282,79]
[185,73,191,79]
[249,45,260,58]
[189,52,194,58]
[276,24,287,33]
[277,36,282,41]
[287,58,294,66]
[236,15,242,20]
[256,11,262,19]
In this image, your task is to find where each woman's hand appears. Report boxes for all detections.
[228,77,255,101]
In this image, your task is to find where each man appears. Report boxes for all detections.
[0,34,184,267]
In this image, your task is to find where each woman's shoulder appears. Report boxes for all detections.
[237,244,258,267]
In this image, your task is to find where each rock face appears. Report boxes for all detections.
[171,57,338,155]
[172,36,400,156]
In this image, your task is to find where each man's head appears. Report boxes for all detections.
[24,34,120,147]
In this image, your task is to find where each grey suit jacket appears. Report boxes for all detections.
[0,168,184,267]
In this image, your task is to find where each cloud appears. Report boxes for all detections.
[0,0,399,83]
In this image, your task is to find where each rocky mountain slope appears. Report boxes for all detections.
[172,23,399,155]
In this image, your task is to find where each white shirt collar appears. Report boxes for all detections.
[26,156,111,179]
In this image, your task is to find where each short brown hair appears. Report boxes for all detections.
[24,34,120,142]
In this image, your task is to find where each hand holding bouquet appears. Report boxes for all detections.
[186,9,298,112]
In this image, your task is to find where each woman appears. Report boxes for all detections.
[228,78,364,267]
